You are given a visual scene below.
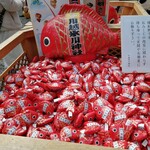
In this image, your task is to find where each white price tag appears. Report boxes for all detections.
[121,16,150,73]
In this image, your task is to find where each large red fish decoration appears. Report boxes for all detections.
[41,4,120,62]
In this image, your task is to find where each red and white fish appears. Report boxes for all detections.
[37,123,56,136]
[104,140,128,149]
[53,112,73,130]
[109,121,134,141]
[60,125,80,142]
[13,109,38,126]
[35,113,54,127]
[50,132,60,141]
[0,91,9,104]
[78,131,94,145]
[2,98,17,118]
[41,4,120,62]
[27,125,47,139]
[83,121,101,135]
[131,129,148,142]
[2,119,27,136]
[108,6,119,24]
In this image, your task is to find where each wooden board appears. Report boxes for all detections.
[0,134,122,150]
[0,24,38,80]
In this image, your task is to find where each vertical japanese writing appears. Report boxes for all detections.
[128,55,130,67]
[96,0,105,15]
[69,0,80,4]
[136,21,141,67]
[131,21,135,45]
[148,21,150,40]
[130,20,149,69]
[68,15,82,56]
[142,21,146,66]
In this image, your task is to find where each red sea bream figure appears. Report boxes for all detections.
[41,4,120,62]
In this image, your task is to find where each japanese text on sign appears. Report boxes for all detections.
[121,16,150,73]
[69,0,80,4]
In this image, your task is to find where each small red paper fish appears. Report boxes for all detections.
[41,4,120,62]
[0,91,9,103]
[2,119,27,136]
[78,132,94,144]
[27,125,47,139]
[14,109,38,126]
[109,121,134,141]
[104,140,128,149]
[38,124,56,136]
[35,114,54,127]
[131,129,148,142]
[2,98,17,118]
[53,112,73,130]
[83,121,101,135]
[60,125,80,142]
[108,6,119,24]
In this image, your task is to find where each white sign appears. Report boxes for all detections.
[121,16,150,73]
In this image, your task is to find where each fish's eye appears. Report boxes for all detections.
[95,107,98,110]
[117,104,120,107]
[134,133,138,137]
[113,128,117,132]
[115,89,118,93]
[54,134,57,137]
[89,117,92,121]
[39,133,43,137]
[95,140,99,145]
[10,101,14,105]
[73,130,76,133]
[32,115,36,119]
[109,19,115,24]
[34,103,37,107]
[44,37,50,47]
[7,122,11,126]
[98,111,101,114]
[47,112,51,115]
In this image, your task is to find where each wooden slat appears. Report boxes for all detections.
[133,1,149,15]
[109,1,134,8]
[0,31,25,59]
[0,134,122,150]
[0,28,34,59]
[121,7,132,15]
[129,8,137,15]
[0,53,26,79]
[108,24,121,32]
[21,34,38,62]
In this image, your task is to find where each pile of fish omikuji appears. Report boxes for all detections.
[0,55,150,150]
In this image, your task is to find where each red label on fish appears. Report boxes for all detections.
[65,13,86,56]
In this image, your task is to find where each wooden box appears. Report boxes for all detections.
[0,1,148,150]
